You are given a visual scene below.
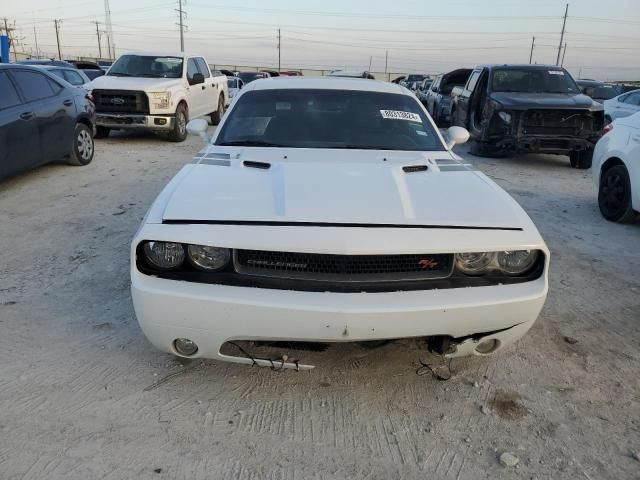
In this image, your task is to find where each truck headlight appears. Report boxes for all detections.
[497,250,539,275]
[187,245,231,271]
[149,92,171,109]
[143,241,185,270]
[498,111,512,124]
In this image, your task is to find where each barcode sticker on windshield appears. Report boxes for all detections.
[380,110,421,122]
[549,70,565,75]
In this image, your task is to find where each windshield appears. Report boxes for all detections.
[107,55,183,78]
[407,74,427,82]
[216,89,445,151]
[238,72,267,83]
[491,68,579,94]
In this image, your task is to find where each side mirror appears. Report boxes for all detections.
[186,118,209,142]
[445,126,470,149]
[189,72,204,86]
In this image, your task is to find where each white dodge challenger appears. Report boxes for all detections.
[131,77,549,369]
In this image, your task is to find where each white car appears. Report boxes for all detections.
[89,52,228,141]
[131,78,549,369]
[604,89,640,123]
[225,76,243,107]
[592,112,640,223]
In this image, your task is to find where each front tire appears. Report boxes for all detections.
[167,103,188,142]
[470,140,506,158]
[569,148,593,169]
[598,165,636,223]
[66,123,94,166]
[210,94,225,125]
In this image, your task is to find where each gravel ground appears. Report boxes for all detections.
[0,127,639,479]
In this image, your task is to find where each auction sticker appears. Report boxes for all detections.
[548,70,565,75]
[380,110,421,122]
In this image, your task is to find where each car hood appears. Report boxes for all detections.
[88,75,181,91]
[490,92,600,110]
[161,148,527,230]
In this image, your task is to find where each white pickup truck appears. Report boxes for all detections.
[88,52,228,141]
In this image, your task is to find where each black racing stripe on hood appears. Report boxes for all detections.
[161,220,522,231]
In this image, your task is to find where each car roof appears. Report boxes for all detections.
[119,51,203,58]
[242,76,407,94]
[476,64,567,70]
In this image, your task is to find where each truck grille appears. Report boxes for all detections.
[234,250,454,282]
[93,90,149,114]
[521,109,594,136]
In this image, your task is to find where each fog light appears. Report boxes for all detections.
[475,338,499,354]
[174,338,198,356]
[154,118,167,125]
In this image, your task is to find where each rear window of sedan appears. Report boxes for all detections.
[216,89,444,151]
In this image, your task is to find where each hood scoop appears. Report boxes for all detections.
[243,160,271,170]
[402,165,428,173]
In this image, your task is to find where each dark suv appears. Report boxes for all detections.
[0,64,96,181]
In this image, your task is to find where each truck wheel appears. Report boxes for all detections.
[66,123,95,166]
[569,148,593,169]
[598,165,636,223]
[168,103,188,142]
[94,126,110,139]
[470,141,506,158]
[210,94,225,125]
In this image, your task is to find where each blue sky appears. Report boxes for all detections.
[4,0,640,80]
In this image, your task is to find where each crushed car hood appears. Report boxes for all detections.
[162,149,526,229]
[88,75,181,92]
[490,92,600,110]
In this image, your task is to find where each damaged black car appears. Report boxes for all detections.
[450,64,604,169]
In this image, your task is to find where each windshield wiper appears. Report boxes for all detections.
[217,140,290,147]
[333,144,389,150]
[108,72,132,77]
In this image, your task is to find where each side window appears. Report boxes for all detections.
[431,78,440,91]
[11,70,55,102]
[465,71,481,92]
[186,58,199,79]
[48,78,63,94]
[63,70,84,86]
[624,92,640,106]
[0,72,22,109]
[195,58,210,78]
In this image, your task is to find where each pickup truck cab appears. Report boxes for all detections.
[425,68,472,126]
[89,52,228,141]
[450,64,603,168]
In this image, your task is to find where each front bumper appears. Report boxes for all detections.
[132,271,547,367]
[96,113,175,130]
[495,135,597,154]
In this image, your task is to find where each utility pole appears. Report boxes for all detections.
[556,3,568,66]
[384,50,388,74]
[2,18,15,61]
[94,21,102,59]
[529,36,535,64]
[561,42,567,67]
[104,0,115,59]
[54,19,62,60]
[176,0,185,52]
[33,24,39,58]
[277,28,281,72]
[368,56,372,71]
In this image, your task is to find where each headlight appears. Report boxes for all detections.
[187,244,231,271]
[143,241,185,270]
[498,111,512,124]
[497,250,539,275]
[149,92,171,109]
[455,252,496,275]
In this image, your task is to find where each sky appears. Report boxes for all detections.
[3,0,640,80]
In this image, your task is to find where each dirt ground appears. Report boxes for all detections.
[1,128,639,480]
